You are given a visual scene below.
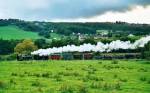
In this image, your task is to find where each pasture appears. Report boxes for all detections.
[0,26,42,40]
[0,60,150,93]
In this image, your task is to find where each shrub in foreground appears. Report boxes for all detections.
[140,76,147,81]
[31,81,41,87]
[78,84,88,93]
[0,81,6,89]
[59,84,74,93]
[111,60,119,64]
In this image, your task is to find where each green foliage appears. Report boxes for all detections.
[0,81,6,89]
[78,84,88,93]
[0,39,20,55]
[31,80,41,87]
[140,76,147,82]
[90,82,101,89]
[81,38,96,45]
[111,60,119,64]
[14,39,38,54]
[59,83,74,93]
[50,37,80,47]
[35,39,47,48]
[143,42,150,59]
[0,54,16,61]
[1,19,150,37]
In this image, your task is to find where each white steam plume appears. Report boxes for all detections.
[31,35,150,56]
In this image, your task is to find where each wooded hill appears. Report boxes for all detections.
[0,19,150,38]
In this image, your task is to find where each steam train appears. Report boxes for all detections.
[17,52,141,61]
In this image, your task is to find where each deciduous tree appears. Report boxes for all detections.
[14,39,38,54]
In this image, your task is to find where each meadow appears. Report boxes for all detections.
[0,26,42,40]
[0,60,150,93]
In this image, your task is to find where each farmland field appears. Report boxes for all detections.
[0,60,150,93]
[0,26,42,40]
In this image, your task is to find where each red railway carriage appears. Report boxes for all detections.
[49,54,61,60]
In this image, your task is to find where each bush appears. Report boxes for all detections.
[113,74,118,78]
[6,54,16,61]
[103,65,113,70]
[111,60,119,64]
[90,82,101,89]
[37,87,43,92]
[143,61,150,64]
[98,61,102,64]
[0,56,5,61]
[31,81,41,87]
[78,85,88,93]
[0,56,2,61]
[140,76,147,81]
[19,74,25,77]
[72,72,80,77]
[83,75,102,82]
[59,84,74,93]
[0,54,16,61]
[10,79,16,85]
[138,68,148,72]
[114,82,121,90]
[11,72,18,76]
[88,70,95,74]
[54,75,63,82]
[42,72,50,78]
[56,77,63,82]
[87,81,123,91]
[102,82,111,90]
[147,79,150,84]
[0,81,6,89]
[119,78,127,82]
[59,71,80,77]
[82,77,88,82]
[33,73,41,77]
[66,67,73,71]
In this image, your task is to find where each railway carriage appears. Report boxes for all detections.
[50,53,61,60]
[62,52,74,60]
[17,52,142,61]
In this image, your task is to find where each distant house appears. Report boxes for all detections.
[96,30,109,37]
[78,34,88,41]
[128,34,135,37]
[94,30,110,39]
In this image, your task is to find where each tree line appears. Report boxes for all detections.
[0,38,96,55]
[0,38,150,60]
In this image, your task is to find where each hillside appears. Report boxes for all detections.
[0,19,150,38]
[0,26,42,40]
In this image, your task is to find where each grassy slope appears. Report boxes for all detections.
[0,26,42,40]
[0,60,149,93]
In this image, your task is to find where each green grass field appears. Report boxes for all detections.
[0,60,150,93]
[0,26,42,40]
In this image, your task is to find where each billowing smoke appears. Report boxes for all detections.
[31,35,150,56]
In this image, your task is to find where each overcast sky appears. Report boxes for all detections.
[0,0,150,23]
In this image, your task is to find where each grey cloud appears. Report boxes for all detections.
[0,0,149,20]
